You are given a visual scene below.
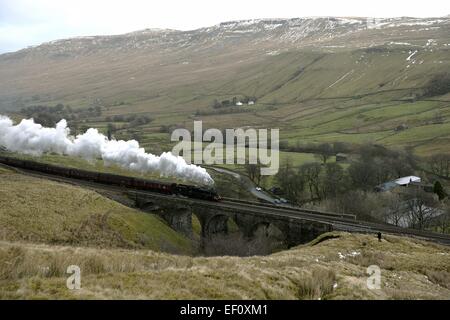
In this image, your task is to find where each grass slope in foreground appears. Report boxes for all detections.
[0,168,193,254]
[1,165,449,299]
[0,232,449,299]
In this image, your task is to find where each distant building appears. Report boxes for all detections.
[375,175,422,192]
[394,176,421,186]
[410,181,435,193]
[394,124,408,131]
[335,153,348,162]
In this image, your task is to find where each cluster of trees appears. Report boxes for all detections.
[422,72,450,98]
[347,146,416,190]
[274,145,416,203]
[104,114,152,126]
[428,153,450,178]
[274,161,347,203]
[244,162,265,187]
[267,143,450,232]
[20,104,102,127]
[105,115,152,140]
[279,141,353,155]
[21,104,153,135]
[315,188,449,232]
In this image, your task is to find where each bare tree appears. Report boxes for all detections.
[348,159,378,190]
[275,159,305,203]
[275,159,293,189]
[245,162,263,186]
[300,162,323,200]
[106,123,116,140]
[429,154,450,178]
[312,190,381,222]
[422,72,450,98]
[379,193,407,226]
[403,188,439,230]
[437,200,450,234]
[322,162,346,198]
[314,143,334,164]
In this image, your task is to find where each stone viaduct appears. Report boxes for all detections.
[129,191,333,247]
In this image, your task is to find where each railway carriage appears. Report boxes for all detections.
[0,155,220,201]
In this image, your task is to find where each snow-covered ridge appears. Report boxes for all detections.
[202,16,448,31]
[5,16,449,57]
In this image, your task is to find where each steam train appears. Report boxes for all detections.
[0,155,221,202]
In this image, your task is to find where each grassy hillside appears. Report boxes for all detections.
[1,232,449,299]
[81,48,450,156]
[1,18,449,156]
[0,168,193,254]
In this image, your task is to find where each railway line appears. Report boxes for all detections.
[1,158,450,245]
[220,198,450,245]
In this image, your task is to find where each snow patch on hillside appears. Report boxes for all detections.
[406,50,418,61]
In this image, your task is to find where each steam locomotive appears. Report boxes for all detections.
[0,155,221,202]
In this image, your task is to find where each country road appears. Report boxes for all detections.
[209,166,279,203]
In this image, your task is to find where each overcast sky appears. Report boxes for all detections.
[0,0,449,54]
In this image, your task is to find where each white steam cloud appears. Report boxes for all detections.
[0,115,213,186]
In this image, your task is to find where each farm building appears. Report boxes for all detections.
[335,153,348,162]
[375,175,421,192]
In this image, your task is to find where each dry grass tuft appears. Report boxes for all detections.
[424,270,450,289]
[296,268,337,300]
[1,232,448,299]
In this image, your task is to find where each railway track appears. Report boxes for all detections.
[2,161,450,245]
[220,198,450,244]
[221,197,357,220]
[223,200,450,244]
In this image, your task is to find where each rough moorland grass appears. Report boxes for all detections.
[0,232,449,299]
[0,172,193,254]
[0,167,12,174]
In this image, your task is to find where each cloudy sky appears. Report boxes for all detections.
[0,0,449,53]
